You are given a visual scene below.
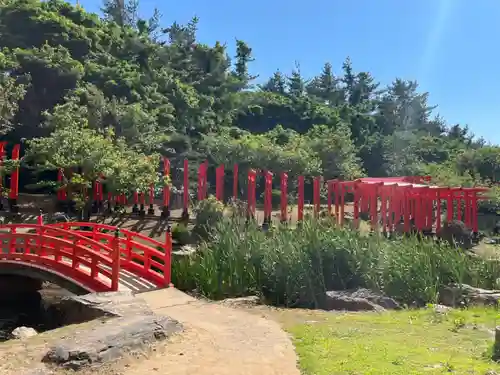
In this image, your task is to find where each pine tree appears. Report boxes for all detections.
[307,62,342,105]
[260,71,286,94]
[101,0,139,27]
[287,62,307,97]
[233,40,257,89]
[341,56,355,103]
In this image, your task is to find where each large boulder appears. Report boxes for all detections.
[436,220,473,249]
[42,314,181,370]
[322,289,401,312]
[47,291,154,326]
[41,291,183,370]
[439,283,500,307]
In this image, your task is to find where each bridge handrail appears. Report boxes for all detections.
[65,230,166,259]
[0,231,120,291]
[0,224,116,254]
[48,222,166,249]
[46,222,172,287]
[0,231,114,263]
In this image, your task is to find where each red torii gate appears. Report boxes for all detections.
[24,146,488,235]
[325,177,488,234]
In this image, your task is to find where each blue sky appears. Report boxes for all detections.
[73,0,500,144]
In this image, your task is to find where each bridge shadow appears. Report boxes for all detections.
[149,220,169,238]
[92,216,170,240]
[1,210,173,242]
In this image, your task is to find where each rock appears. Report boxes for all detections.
[439,283,500,307]
[321,289,400,312]
[173,245,197,257]
[49,291,154,326]
[322,289,400,312]
[431,304,451,314]
[11,326,38,340]
[345,288,401,310]
[43,314,182,370]
[41,291,183,370]
[436,220,473,249]
[220,296,262,308]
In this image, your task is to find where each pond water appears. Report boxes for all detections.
[0,283,73,341]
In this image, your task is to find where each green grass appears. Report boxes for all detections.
[286,307,500,375]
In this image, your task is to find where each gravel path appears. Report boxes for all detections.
[123,288,300,375]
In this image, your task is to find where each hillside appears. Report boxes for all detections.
[0,0,499,208]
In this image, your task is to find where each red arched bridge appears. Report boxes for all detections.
[0,222,172,294]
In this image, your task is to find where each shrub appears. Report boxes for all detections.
[171,223,192,245]
[258,189,282,209]
[271,189,281,209]
[172,217,500,307]
[192,195,224,241]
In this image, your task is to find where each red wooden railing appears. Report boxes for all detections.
[0,221,172,292]
[0,224,120,292]
[47,222,172,288]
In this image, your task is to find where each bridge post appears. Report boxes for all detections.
[164,226,172,287]
[36,209,44,255]
[37,209,43,225]
[111,228,121,291]
[148,184,155,215]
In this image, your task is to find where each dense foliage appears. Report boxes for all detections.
[0,0,498,200]
[173,216,500,306]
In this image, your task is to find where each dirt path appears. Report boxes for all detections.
[122,288,300,375]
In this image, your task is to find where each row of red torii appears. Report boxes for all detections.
[0,144,489,234]
[67,160,488,234]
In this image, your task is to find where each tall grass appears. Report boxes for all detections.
[172,216,500,307]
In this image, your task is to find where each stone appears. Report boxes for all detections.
[431,304,451,314]
[321,288,400,312]
[42,314,182,370]
[220,295,262,308]
[322,289,400,312]
[436,220,473,249]
[173,245,197,257]
[323,291,383,311]
[48,291,154,326]
[344,288,401,310]
[439,283,500,307]
[48,212,70,224]
[11,326,38,340]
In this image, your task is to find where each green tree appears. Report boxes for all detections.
[233,39,256,89]
[0,51,28,135]
[101,0,139,27]
[307,62,342,106]
[260,71,286,94]
[287,62,307,97]
[25,100,159,211]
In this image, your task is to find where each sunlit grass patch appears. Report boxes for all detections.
[286,307,500,375]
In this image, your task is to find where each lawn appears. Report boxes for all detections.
[281,307,500,375]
